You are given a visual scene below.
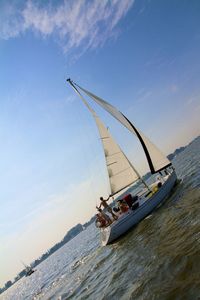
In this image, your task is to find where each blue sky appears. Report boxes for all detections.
[0,0,200,286]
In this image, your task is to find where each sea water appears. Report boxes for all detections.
[1,137,200,300]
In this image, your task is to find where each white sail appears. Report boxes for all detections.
[73,82,171,174]
[68,81,139,195]
[94,114,139,195]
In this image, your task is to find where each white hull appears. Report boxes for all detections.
[101,171,177,245]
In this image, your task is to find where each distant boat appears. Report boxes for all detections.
[25,266,35,277]
[67,79,177,245]
[21,261,35,277]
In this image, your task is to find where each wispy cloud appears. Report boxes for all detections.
[185,94,200,106]
[170,84,179,93]
[0,0,134,55]
[135,89,153,103]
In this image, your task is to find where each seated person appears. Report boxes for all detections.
[95,214,106,228]
[157,181,162,188]
[132,202,139,210]
[123,194,139,207]
[113,206,121,217]
[123,194,133,208]
[117,199,129,213]
[96,208,112,227]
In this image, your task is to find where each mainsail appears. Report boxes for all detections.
[71,81,171,174]
[92,112,140,195]
[68,81,140,195]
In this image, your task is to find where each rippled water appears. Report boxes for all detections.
[1,137,200,300]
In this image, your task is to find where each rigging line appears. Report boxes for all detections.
[66,78,111,198]
[68,82,97,205]
[121,149,151,192]
[110,181,138,197]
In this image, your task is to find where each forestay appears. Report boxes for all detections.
[73,82,171,174]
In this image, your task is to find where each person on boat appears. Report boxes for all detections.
[156,174,164,184]
[95,214,107,228]
[123,194,133,208]
[164,169,169,176]
[96,208,112,226]
[97,196,118,220]
[117,199,129,213]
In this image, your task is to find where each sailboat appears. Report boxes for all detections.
[21,261,35,277]
[67,79,177,245]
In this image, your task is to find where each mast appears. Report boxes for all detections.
[21,260,31,271]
